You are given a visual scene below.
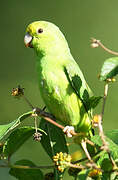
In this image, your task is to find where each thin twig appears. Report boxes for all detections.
[33,107,78,136]
[101,83,109,118]
[86,162,102,172]
[12,86,34,109]
[0,164,54,169]
[97,115,108,151]
[34,115,38,133]
[91,38,118,56]
[108,151,117,169]
[0,162,101,172]
[98,82,117,169]
[21,90,77,135]
[68,162,101,172]
[85,139,95,146]
[68,162,85,170]
[22,95,34,109]
[98,83,109,146]
[81,140,92,162]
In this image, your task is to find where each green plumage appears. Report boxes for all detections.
[24,21,93,133]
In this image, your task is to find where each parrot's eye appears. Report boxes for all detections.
[37,28,43,34]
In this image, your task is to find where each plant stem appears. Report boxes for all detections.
[68,162,101,172]
[98,83,108,145]
[101,83,108,119]
[81,140,92,161]
[68,162,85,170]
[22,95,34,109]
[0,164,54,169]
[91,38,118,56]
[98,82,117,169]
[33,108,78,136]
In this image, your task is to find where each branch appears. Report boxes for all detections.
[0,164,54,170]
[97,82,117,169]
[91,38,118,56]
[33,108,79,136]
[101,82,109,122]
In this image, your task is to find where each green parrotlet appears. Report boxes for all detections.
[24,21,93,134]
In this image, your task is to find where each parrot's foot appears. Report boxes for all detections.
[63,126,75,138]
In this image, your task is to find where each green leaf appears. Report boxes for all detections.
[3,127,34,157]
[110,172,118,180]
[16,111,33,123]
[91,135,118,159]
[39,118,68,159]
[98,161,118,180]
[3,126,46,158]
[77,169,90,180]
[0,111,32,141]
[97,153,108,166]
[101,172,111,180]
[99,57,118,81]
[105,129,118,145]
[39,119,68,180]
[9,159,44,180]
[91,135,102,147]
[101,158,112,172]
[0,119,20,141]
[97,152,113,174]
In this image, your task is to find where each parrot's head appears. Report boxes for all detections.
[24,21,69,55]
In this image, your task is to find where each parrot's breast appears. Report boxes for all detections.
[37,60,91,132]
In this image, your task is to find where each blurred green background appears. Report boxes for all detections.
[1,0,118,179]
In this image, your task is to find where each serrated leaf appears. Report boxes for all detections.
[106,138,118,159]
[9,159,44,180]
[99,57,118,81]
[105,129,118,145]
[0,111,32,141]
[91,135,118,159]
[39,118,68,159]
[91,135,102,147]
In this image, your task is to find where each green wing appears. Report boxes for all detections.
[64,59,102,112]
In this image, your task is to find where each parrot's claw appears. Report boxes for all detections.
[63,126,75,138]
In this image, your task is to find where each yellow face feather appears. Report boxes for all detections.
[26,21,50,37]
[24,21,69,55]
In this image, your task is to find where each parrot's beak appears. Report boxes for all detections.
[24,33,33,48]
